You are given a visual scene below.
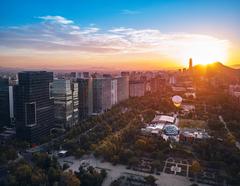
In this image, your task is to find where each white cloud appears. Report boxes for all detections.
[69,27,100,35]
[0,15,230,64]
[38,15,74,24]
[121,9,140,15]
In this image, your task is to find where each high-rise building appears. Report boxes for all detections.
[129,80,145,97]
[93,78,111,113]
[53,80,79,129]
[115,76,129,103]
[15,71,54,143]
[77,75,129,117]
[111,79,118,106]
[71,82,79,125]
[169,75,176,85]
[77,72,90,78]
[121,71,130,77]
[0,78,14,127]
[189,58,193,70]
[150,76,166,93]
[77,78,93,120]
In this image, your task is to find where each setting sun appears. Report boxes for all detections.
[175,36,229,67]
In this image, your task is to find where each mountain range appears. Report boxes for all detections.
[192,62,240,83]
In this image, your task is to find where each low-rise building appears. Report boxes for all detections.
[141,115,178,135]
[179,128,211,143]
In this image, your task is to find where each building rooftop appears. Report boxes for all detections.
[180,128,210,139]
[152,115,176,124]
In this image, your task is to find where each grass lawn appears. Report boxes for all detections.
[179,119,207,129]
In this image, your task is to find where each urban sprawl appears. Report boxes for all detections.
[0,59,240,186]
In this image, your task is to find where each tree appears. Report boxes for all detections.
[63,163,70,171]
[152,160,161,170]
[144,175,156,185]
[75,166,105,186]
[31,168,47,186]
[110,179,121,186]
[7,175,17,186]
[128,157,139,167]
[16,163,32,185]
[191,160,202,182]
[100,169,107,178]
[48,167,60,184]
[227,133,236,145]
[135,138,147,151]
[6,148,17,161]
[60,171,80,186]
[191,160,202,174]
[33,152,51,170]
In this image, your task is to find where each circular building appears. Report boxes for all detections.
[163,124,179,136]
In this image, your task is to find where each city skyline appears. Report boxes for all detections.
[0,0,240,70]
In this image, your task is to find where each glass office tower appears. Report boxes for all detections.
[15,71,54,143]
[0,78,13,127]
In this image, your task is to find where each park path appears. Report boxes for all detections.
[219,115,240,151]
[58,155,208,186]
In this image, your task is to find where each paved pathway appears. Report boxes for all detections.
[219,115,240,151]
[163,157,190,177]
[58,155,207,186]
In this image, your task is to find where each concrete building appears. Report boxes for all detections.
[15,71,54,143]
[53,80,79,129]
[129,80,145,97]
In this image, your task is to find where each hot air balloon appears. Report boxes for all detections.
[172,95,182,107]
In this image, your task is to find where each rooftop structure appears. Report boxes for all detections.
[180,128,211,142]
[172,86,186,93]
[151,115,176,124]
[141,115,178,136]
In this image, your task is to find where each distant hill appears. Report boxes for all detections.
[230,64,240,69]
[192,62,240,83]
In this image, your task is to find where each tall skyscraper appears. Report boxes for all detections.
[71,82,79,125]
[189,58,193,70]
[15,71,54,143]
[0,78,14,127]
[53,80,79,129]
[77,78,93,120]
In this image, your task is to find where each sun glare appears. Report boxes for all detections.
[178,37,228,67]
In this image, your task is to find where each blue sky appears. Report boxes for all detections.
[0,0,239,70]
[1,0,239,37]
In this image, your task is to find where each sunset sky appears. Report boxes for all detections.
[0,0,239,71]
